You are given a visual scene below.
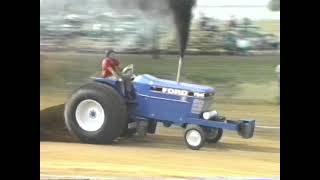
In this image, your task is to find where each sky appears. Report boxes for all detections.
[194,0,280,20]
[40,0,280,21]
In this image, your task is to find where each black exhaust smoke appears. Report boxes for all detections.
[105,0,196,82]
[105,0,196,57]
[169,0,196,57]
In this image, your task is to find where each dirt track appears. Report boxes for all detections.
[40,104,279,179]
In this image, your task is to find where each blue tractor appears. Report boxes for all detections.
[64,51,255,150]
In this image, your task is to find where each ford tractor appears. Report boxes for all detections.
[64,51,255,150]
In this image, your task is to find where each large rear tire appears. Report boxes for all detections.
[64,82,127,144]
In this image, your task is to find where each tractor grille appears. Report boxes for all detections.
[191,96,214,114]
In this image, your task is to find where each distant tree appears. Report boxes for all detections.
[200,16,209,31]
[242,17,252,34]
[243,18,252,27]
[268,0,280,11]
[227,16,237,30]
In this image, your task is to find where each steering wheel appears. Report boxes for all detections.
[122,64,133,75]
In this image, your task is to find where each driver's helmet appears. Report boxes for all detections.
[104,49,120,66]
[105,49,113,56]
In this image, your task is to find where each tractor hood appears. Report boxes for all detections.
[133,74,215,96]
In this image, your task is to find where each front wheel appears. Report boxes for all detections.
[206,128,223,143]
[184,125,206,150]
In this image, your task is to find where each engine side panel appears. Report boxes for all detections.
[134,83,191,124]
[133,74,215,124]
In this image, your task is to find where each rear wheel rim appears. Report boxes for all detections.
[75,99,105,132]
[186,130,202,147]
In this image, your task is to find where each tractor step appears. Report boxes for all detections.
[128,122,137,129]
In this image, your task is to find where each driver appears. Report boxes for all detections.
[101,52,121,79]
[101,50,135,100]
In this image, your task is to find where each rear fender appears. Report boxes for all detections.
[90,77,122,95]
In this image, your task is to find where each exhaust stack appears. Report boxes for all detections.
[169,0,196,83]
[176,56,183,83]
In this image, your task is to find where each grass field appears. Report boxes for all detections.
[256,20,280,35]
[41,52,280,105]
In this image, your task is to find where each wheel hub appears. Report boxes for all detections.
[75,99,105,132]
[186,130,202,147]
[89,110,97,119]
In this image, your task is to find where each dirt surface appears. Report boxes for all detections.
[40,104,279,179]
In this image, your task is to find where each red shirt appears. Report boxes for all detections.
[102,58,120,78]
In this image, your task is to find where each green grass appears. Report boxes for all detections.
[255,20,280,35]
[40,52,280,105]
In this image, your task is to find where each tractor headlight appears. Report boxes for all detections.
[203,110,218,120]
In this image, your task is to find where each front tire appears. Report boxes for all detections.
[64,82,127,144]
[184,125,206,150]
[206,128,223,143]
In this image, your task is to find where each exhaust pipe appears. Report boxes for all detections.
[176,56,183,83]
